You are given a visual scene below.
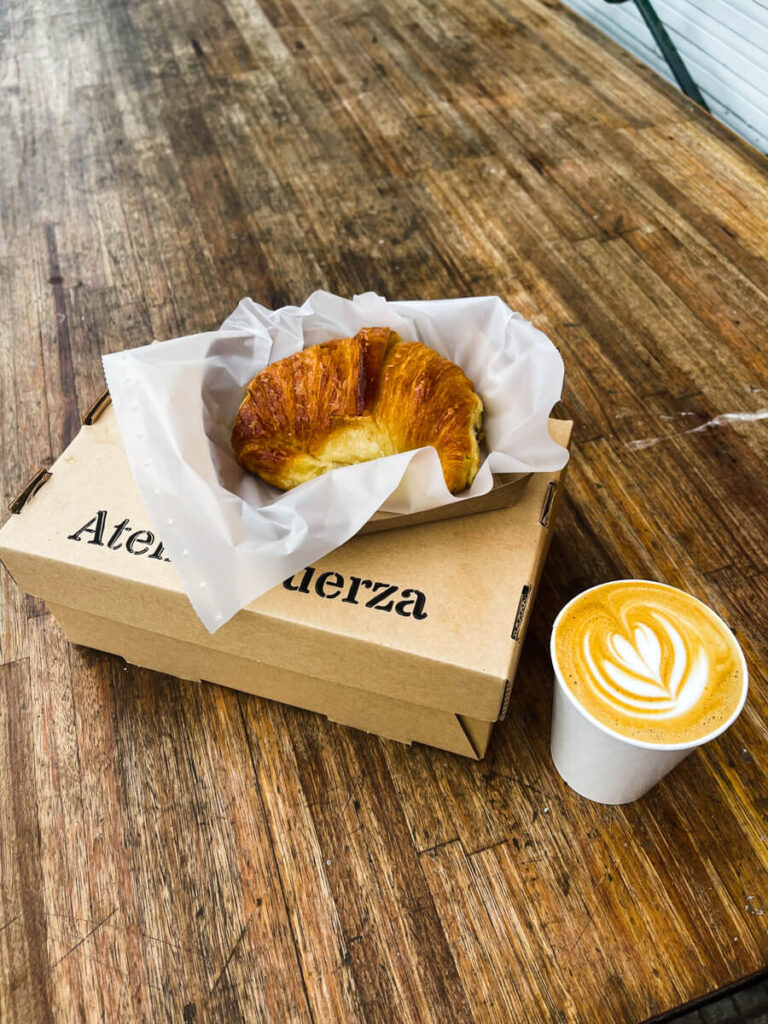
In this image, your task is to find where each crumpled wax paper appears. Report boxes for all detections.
[102,290,569,632]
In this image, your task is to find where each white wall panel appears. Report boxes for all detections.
[562,0,768,151]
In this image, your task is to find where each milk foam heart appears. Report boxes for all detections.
[553,581,746,744]
[585,614,708,718]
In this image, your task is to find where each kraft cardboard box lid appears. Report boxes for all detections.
[0,403,572,722]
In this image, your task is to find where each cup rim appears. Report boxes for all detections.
[549,579,749,752]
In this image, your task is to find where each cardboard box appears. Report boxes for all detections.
[362,471,530,533]
[0,402,571,758]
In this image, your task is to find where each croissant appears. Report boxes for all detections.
[231,327,484,493]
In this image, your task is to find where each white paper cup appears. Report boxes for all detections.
[549,581,749,805]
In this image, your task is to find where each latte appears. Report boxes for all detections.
[552,581,746,745]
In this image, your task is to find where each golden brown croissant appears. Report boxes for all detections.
[231,327,483,493]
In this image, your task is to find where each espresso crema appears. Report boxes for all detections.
[553,581,746,744]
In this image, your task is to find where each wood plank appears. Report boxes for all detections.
[238,696,367,1023]
[289,714,475,1023]
[0,660,55,1024]
[105,663,313,1021]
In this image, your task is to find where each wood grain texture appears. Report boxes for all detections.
[1,0,767,1020]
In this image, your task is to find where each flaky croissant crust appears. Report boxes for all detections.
[231,327,484,493]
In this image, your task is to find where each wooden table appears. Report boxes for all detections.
[2,0,767,1020]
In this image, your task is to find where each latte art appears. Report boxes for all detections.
[553,581,746,744]
[584,613,708,719]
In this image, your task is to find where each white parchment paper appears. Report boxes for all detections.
[102,291,568,631]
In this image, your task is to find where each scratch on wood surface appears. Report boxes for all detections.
[486,771,547,799]
[419,837,462,857]
[564,912,595,960]
[468,839,509,858]
[209,911,255,995]
[625,408,768,451]
[139,929,211,961]
[48,908,118,972]
[79,952,168,997]
[0,914,20,935]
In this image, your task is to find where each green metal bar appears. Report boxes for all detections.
[603,0,710,111]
